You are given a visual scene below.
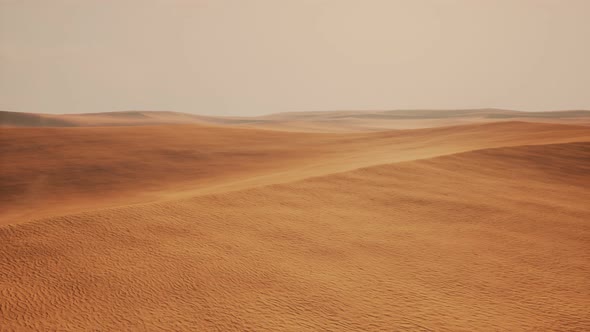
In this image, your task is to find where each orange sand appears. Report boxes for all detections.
[0,115,589,330]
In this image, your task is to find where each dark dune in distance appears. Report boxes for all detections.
[0,109,589,330]
[0,110,76,127]
[2,109,590,131]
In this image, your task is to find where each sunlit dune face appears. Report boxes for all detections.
[1,134,589,330]
[2,121,589,225]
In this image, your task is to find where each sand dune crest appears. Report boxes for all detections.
[1,141,589,330]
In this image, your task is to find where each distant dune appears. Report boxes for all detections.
[2,109,590,131]
[0,110,76,127]
[253,109,590,131]
[0,110,219,127]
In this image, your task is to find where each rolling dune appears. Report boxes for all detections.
[2,122,589,225]
[0,110,215,127]
[2,109,590,132]
[1,141,588,331]
[1,118,589,330]
[0,124,339,224]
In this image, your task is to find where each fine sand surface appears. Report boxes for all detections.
[1,116,589,330]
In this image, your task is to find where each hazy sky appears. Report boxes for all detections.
[1,0,589,115]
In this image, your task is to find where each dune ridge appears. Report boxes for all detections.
[2,109,590,132]
[2,121,589,225]
[1,141,589,331]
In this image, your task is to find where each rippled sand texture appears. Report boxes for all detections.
[1,119,589,331]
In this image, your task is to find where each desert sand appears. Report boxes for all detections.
[2,109,590,131]
[0,112,589,331]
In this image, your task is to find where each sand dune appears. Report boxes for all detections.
[1,141,589,330]
[3,121,589,225]
[1,117,589,330]
[2,109,590,132]
[0,110,219,127]
[0,124,338,223]
[0,110,76,127]
[252,109,590,131]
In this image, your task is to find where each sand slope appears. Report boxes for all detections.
[3,122,589,224]
[1,141,589,331]
[0,124,340,223]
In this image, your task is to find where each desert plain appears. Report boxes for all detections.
[1,109,589,331]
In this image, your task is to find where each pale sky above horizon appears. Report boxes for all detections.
[1,0,589,116]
